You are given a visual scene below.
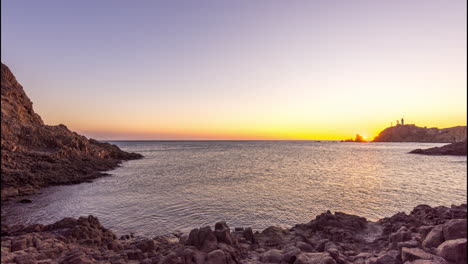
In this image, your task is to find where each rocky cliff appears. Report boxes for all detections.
[1,63,142,201]
[373,124,466,143]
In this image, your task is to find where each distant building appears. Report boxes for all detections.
[401,118,404,125]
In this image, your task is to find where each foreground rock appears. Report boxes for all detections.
[409,141,467,156]
[1,63,143,201]
[2,204,466,264]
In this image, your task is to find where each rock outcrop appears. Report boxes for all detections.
[373,125,466,143]
[409,140,467,156]
[1,204,466,264]
[1,63,142,201]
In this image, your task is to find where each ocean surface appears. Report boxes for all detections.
[2,141,467,237]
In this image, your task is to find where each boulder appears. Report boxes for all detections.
[418,226,434,241]
[296,241,315,252]
[243,228,256,244]
[294,252,336,264]
[389,227,412,249]
[187,226,219,252]
[206,249,227,264]
[137,239,156,252]
[442,219,466,240]
[372,250,400,264]
[401,247,436,262]
[436,238,467,264]
[214,222,234,246]
[422,226,444,248]
[261,249,284,263]
[282,246,302,263]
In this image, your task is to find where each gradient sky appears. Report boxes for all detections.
[2,0,466,140]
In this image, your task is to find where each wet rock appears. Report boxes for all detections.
[436,238,467,264]
[442,219,466,240]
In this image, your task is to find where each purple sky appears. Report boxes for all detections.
[2,0,466,140]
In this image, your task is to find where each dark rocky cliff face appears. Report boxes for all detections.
[1,63,142,200]
[373,124,466,143]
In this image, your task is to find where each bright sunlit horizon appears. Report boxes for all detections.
[2,0,466,140]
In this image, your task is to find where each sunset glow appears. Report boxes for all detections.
[2,0,466,140]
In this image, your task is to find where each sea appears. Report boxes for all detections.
[2,141,466,237]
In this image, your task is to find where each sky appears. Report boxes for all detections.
[1,0,466,140]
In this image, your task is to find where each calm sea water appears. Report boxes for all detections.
[2,141,467,237]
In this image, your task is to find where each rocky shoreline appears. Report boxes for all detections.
[1,204,466,264]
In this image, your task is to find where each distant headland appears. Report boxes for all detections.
[373,119,466,143]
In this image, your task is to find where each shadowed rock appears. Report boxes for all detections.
[409,141,467,156]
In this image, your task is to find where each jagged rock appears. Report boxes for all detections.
[442,219,466,240]
[436,238,467,264]
[421,226,444,248]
